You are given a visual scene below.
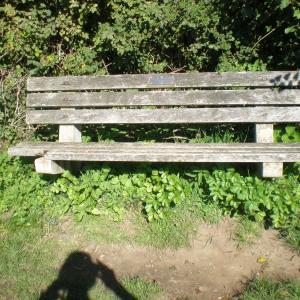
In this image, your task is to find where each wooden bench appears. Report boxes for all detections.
[8,71,300,177]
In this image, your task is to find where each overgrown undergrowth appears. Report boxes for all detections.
[1,152,299,251]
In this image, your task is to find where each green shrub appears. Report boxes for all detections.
[202,168,300,228]
[1,153,299,234]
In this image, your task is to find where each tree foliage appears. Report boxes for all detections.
[0,0,299,141]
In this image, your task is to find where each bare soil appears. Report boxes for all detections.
[53,218,300,300]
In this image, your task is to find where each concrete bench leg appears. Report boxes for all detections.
[59,118,82,173]
[35,157,65,174]
[59,125,82,143]
[255,124,283,178]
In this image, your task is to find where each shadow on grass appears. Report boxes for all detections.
[39,251,137,300]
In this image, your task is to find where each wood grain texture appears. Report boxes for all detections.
[8,142,300,162]
[26,107,300,124]
[27,89,300,107]
[27,71,300,91]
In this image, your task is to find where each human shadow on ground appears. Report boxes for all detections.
[39,251,137,300]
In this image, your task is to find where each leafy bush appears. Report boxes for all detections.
[1,153,299,234]
[202,168,300,227]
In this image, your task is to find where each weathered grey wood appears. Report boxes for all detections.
[27,71,300,91]
[8,142,300,162]
[255,124,283,177]
[34,157,64,174]
[9,141,300,154]
[26,107,300,124]
[27,89,300,108]
[9,141,300,156]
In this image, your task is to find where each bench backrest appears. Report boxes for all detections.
[26,71,300,125]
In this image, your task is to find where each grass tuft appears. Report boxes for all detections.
[239,278,300,300]
[233,217,262,248]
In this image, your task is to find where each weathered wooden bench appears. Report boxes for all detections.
[8,71,300,177]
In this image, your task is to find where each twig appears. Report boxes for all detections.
[169,65,187,73]
[251,28,277,52]
[102,59,112,74]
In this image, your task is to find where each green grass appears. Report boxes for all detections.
[233,217,263,248]
[0,199,222,299]
[76,199,223,250]
[134,200,222,249]
[239,278,300,300]
[280,220,300,254]
[78,213,134,245]
[117,277,162,300]
[0,222,61,299]
[0,220,163,300]
[134,208,196,249]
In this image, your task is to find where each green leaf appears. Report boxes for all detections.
[280,0,291,9]
[90,208,102,215]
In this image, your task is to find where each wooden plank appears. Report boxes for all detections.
[9,141,300,155]
[27,71,300,91]
[44,152,300,163]
[26,107,300,124]
[9,141,300,156]
[27,89,300,108]
[8,142,300,162]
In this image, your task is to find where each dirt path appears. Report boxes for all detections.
[54,218,300,300]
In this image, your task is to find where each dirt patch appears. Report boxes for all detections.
[52,218,300,300]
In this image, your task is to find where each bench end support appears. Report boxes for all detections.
[35,157,65,174]
[261,162,283,178]
[255,124,283,178]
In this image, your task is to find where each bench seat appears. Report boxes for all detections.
[9,142,300,163]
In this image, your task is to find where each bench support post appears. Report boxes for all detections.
[34,157,65,174]
[255,124,283,178]
[59,125,82,143]
[35,109,82,174]
[58,108,82,173]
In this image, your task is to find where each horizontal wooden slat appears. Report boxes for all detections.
[8,142,300,162]
[27,71,300,91]
[26,107,300,124]
[27,89,300,107]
